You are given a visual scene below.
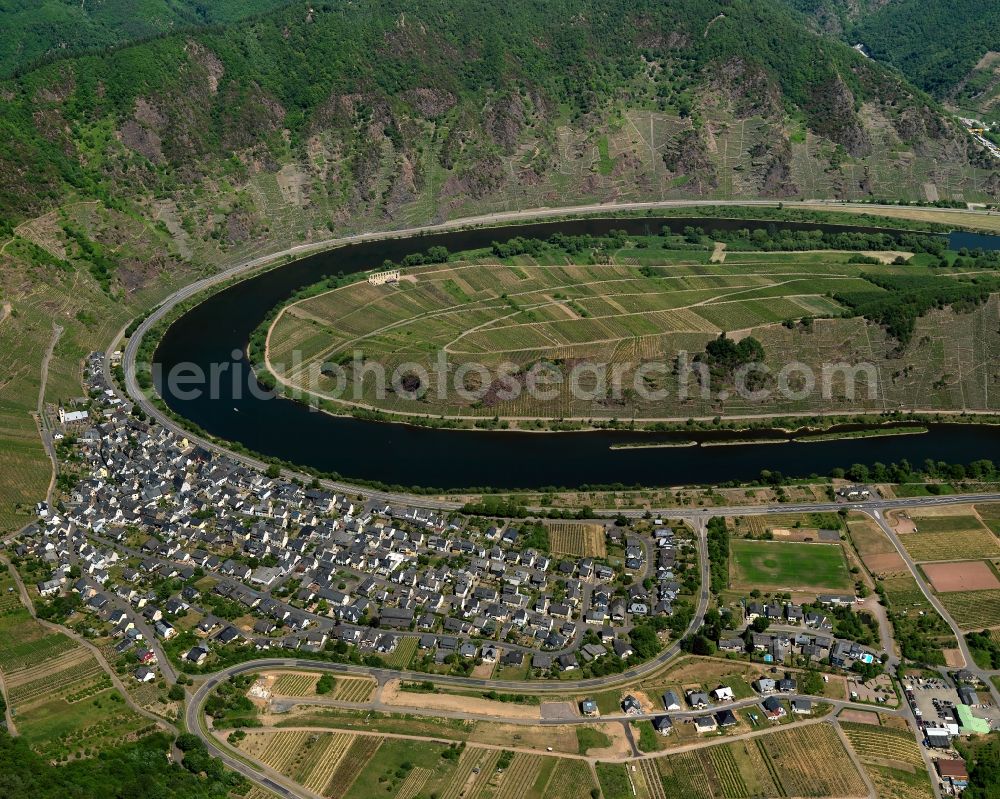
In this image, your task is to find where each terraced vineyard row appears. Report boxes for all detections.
[0,630,76,671]
[296,733,354,794]
[326,736,384,799]
[938,590,1000,629]
[706,745,749,798]
[271,673,319,696]
[5,646,93,685]
[495,754,545,799]
[440,747,500,799]
[656,751,712,799]
[257,731,311,771]
[639,758,668,799]
[333,678,376,702]
[758,725,868,798]
[46,714,157,760]
[394,766,432,799]
[8,659,107,707]
[841,722,925,767]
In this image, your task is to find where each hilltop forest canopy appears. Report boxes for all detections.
[781,0,1000,102]
[0,0,297,77]
[0,731,243,799]
[0,0,992,224]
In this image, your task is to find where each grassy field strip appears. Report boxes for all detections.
[729,539,853,592]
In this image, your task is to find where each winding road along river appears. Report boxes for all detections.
[153,214,1000,490]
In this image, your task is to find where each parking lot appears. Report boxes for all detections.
[904,677,961,728]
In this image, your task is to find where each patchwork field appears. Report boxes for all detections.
[0,586,150,759]
[546,522,606,557]
[729,539,852,592]
[652,723,867,799]
[975,503,1000,535]
[266,244,1000,422]
[841,722,933,799]
[267,671,376,702]
[847,516,907,575]
[237,731,593,799]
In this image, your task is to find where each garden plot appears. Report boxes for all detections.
[547,522,606,557]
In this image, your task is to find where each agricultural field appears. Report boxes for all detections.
[841,722,924,769]
[547,522,606,557]
[331,677,377,703]
[847,516,906,576]
[895,511,1000,561]
[544,759,599,799]
[729,539,852,592]
[841,722,934,799]
[923,561,1000,593]
[880,574,931,612]
[381,636,418,669]
[0,591,150,759]
[649,723,867,798]
[937,589,1000,630]
[237,731,382,798]
[595,762,633,799]
[975,503,1000,535]
[270,672,320,696]
[730,513,839,538]
[266,246,1000,422]
[755,724,868,797]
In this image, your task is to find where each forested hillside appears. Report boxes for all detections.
[850,0,1000,100]
[0,0,295,77]
[0,731,242,798]
[1,0,996,230]
[782,0,1000,117]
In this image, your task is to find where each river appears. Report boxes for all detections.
[153,216,1000,490]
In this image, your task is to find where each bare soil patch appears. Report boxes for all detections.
[838,709,880,725]
[942,649,966,667]
[383,679,540,720]
[923,561,1000,592]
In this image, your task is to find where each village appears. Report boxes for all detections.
[13,352,909,693]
